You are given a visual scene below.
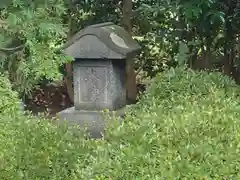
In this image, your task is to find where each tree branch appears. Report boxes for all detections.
[0,44,25,52]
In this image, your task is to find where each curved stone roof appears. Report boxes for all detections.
[63,22,141,59]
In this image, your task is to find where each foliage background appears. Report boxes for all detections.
[1,0,240,96]
[0,0,69,96]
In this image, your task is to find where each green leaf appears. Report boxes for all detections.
[6,14,18,26]
[210,11,225,25]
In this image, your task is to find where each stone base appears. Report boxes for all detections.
[57,107,125,138]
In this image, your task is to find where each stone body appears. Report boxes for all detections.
[73,59,126,111]
[58,22,141,138]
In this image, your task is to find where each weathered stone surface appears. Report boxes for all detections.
[73,59,126,111]
[64,35,124,59]
[62,22,141,59]
[57,107,125,138]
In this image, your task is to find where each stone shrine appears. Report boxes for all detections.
[58,22,141,138]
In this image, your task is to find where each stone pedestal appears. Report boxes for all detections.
[58,107,125,138]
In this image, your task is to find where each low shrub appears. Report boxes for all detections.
[0,73,21,115]
[146,67,238,102]
[0,114,90,179]
[1,68,240,179]
[93,68,240,179]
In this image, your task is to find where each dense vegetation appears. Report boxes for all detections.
[1,0,240,178]
[1,0,240,95]
[0,72,21,114]
[1,68,240,178]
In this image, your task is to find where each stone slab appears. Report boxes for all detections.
[57,107,125,138]
[73,60,126,111]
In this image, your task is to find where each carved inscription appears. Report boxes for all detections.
[79,66,107,103]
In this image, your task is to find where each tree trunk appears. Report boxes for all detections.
[64,2,75,103]
[122,0,137,104]
[64,63,74,103]
[223,0,236,77]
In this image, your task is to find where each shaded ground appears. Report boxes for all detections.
[25,82,146,117]
[25,82,73,117]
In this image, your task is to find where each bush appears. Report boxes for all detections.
[1,68,240,179]
[146,67,237,101]
[91,68,240,178]
[0,73,21,115]
[0,114,90,179]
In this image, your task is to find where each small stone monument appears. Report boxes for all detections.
[58,22,141,138]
